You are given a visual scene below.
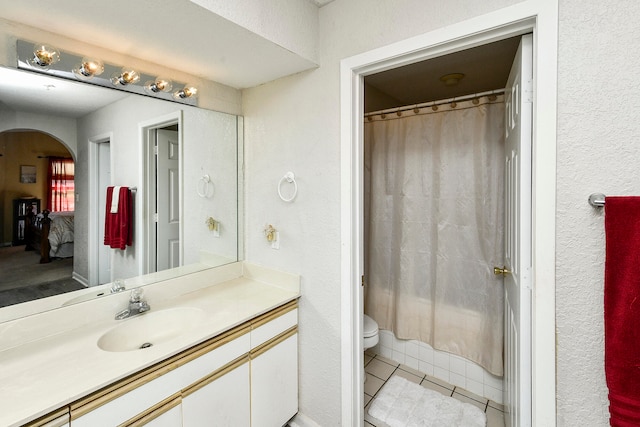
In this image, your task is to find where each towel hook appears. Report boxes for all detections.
[278,172,298,202]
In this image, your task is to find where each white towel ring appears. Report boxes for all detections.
[197,174,213,198]
[278,172,298,202]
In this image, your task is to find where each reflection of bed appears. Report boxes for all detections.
[25,210,74,263]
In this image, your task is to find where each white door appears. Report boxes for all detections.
[97,141,111,284]
[156,129,180,272]
[502,34,532,427]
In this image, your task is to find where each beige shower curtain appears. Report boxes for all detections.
[364,96,505,376]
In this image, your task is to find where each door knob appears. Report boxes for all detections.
[494,266,511,276]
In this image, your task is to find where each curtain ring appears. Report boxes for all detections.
[278,172,298,202]
[197,174,212,198]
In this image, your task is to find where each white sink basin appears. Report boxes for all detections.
[97,307,206,352]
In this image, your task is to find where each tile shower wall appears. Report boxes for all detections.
[372,329,504,404]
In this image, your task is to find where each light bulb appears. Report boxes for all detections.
[28,44,60,69]
[144,77,173,94]
[172,85,198,100]
[111,68,140,86]
[73,58,104,80]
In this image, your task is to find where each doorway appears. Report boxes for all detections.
[151,126,180,272]
[96,140,111,284]
[141,112,183,275]
[340,5,557,427]
[361,34,531,427]
[0,130,80,302]
[89,133,113,286]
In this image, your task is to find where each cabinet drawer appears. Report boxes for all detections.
[251,305,297,350]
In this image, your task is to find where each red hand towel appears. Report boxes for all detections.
[605,197,640,426]
[104,186,132,250]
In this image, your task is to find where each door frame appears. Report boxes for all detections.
[88,132,114,286]
[139,111,183,275]
[339,1,558,426]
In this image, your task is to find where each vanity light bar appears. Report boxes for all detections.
[16,39,199,106]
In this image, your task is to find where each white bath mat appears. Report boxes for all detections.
[368,376,486,427]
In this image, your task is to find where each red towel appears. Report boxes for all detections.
[605,196,640,426]
[104,186,132,250]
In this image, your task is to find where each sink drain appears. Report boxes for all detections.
[140,342,153,349]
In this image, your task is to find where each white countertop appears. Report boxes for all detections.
[0,262,300,427]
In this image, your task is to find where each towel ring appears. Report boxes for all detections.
[197,174,213,198]
[278,172,298,202]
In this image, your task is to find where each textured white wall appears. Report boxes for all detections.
[242,0,523,424]
[76,97,239,284]
[556,1,640,426]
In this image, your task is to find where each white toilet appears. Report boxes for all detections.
[363,314,380,382]
[363,314,380,351]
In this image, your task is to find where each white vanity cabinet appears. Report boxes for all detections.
[63,300,297,427]
[70,325,251,427]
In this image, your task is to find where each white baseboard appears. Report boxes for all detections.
[287,412,322,427]
[72,271,89,287]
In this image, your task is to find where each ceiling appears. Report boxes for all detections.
[365,36,521,112]
[0,0,318,90]
[0,67,128,118]
[1,2,519,118]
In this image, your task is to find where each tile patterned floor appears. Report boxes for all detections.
[364,352,505,427]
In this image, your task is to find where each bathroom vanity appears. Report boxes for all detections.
[0,262,300,427]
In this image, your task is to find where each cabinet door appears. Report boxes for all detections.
[182,359,250,427]
[142,404,182,427]
[251,333,298,427]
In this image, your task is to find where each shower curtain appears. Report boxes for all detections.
[364,96,505,376]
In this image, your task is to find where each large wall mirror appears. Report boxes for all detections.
[0,65,243,322]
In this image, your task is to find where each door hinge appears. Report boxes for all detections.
[154,145,159,156]
[361,275,365,287]
[524,78,533,103]
[153,213,158,222]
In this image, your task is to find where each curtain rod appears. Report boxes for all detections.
[37,155,73,159]
[364,88,506,117]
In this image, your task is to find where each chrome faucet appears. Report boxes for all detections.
[110,279,126,294]
[115,289,151,320]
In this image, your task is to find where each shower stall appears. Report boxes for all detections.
[363,93,506,403]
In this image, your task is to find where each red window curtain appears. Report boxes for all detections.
[47,157,75,212]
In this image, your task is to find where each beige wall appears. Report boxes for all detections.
[0,131,71,244]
